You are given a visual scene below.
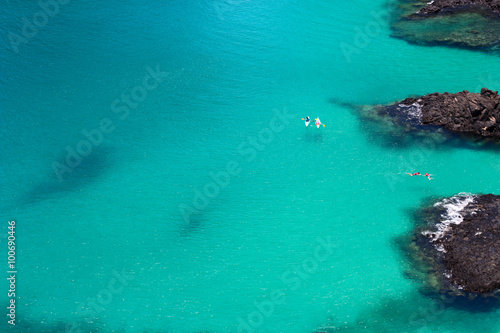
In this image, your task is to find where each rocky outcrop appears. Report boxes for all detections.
[398,88,500,138]
[391,0,500,51]
[416,194,500,295]
[415,0,500,17]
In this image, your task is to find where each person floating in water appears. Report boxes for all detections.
[405,172,433,180]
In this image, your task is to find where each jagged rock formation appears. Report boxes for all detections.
[391,0,500,50]
[420,194,500,294]
[400,88,500,137]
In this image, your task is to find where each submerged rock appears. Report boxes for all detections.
[390,88,500,138]
[411,193,500,296]
[391,0,500,51]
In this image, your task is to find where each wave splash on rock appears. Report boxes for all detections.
[422,193,477,244]
[411,194,500,296]
[403,88,500,138]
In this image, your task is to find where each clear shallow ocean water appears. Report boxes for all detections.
[1,0,500,332]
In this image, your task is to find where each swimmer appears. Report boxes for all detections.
[425,173,433,180]
[406,172,421,176]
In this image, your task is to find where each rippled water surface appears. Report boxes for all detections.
[1,0,500,332]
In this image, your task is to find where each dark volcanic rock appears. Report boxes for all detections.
[342,88,500,151]
[399,88,500,138]
[391,0,500,51]
[416,0,500,16]
[418,194,500,295]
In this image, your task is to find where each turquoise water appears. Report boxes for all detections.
[1,0,500,332]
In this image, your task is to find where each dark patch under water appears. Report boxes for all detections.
[9,308,195,333]
[313,290,500,333]
[20,146,114,207]
[303,131,325,143]
[390,0,500,54]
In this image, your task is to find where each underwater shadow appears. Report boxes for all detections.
[178,210,207,235]
[313,290,500,333]
[303,131,324,143]
[176,191,224,236]
[20,145,115,206]
[5,307,108,333]
[8,303,196,333]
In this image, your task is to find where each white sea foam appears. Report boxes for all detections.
[436,244,446,253]
[399,102,422,125]
[422,193,477,244]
